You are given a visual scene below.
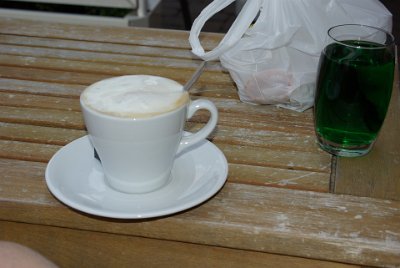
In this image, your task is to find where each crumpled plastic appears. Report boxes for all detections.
[189,0,392,111]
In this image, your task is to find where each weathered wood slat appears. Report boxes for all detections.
[0,106,84,129]
[0,90,314,147]
[0,122,85,145]
[211,125,318,152]
[0,74,238,100]
[0,54,232,86]
[0,78,85,97]
[0,18,223,50]
[0,221,360,268]
[0,84,314,141]
[0,34,194,59]
[0,65,112,86]
[0,120,319,156]
[0,158,398,267]
[228,164,329,191]
[0,65,238,100]
[0,159,52,204]
[0,92,80,111]
[0,138,329,176]
[218,143,330,172]
[0,140,60,162]
[217,112,314,134]
[0,93,315,134]
[0,42,224,72]
[0,82,312,124]
[2,104,312,135]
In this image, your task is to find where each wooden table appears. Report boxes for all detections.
[0,18,399,267]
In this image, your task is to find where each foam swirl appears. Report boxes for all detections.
[81,75,188,118]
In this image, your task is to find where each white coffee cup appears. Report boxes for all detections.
[80,75,218,194]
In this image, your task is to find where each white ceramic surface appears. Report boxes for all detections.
[45,135,228,219]
[81,90,218,193]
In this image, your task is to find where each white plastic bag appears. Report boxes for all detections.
[189,0,392,111]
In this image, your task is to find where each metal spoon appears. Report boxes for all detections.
[183,61,207,91]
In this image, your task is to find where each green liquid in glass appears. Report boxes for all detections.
[314,40,395,155]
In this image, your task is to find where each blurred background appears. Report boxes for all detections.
[0,0,398,44]
[152,0,399,43]
[151,0,399,43]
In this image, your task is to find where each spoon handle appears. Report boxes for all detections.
[183,61,207,91]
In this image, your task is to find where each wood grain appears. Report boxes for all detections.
[0,18,223,51]
[0,157,398,266]
[0,18,398,268]
[0,221,361,268]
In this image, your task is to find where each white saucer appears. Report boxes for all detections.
[45,135,228,219]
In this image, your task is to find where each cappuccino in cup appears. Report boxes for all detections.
[80,75,218,194]
[81,75,189,118]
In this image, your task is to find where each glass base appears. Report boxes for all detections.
[317,136,374,157]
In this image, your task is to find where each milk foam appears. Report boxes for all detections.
[81,75,188,118]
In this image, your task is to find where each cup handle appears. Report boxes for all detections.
[177,99,218,154]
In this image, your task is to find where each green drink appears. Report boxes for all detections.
[314,25,395,157]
